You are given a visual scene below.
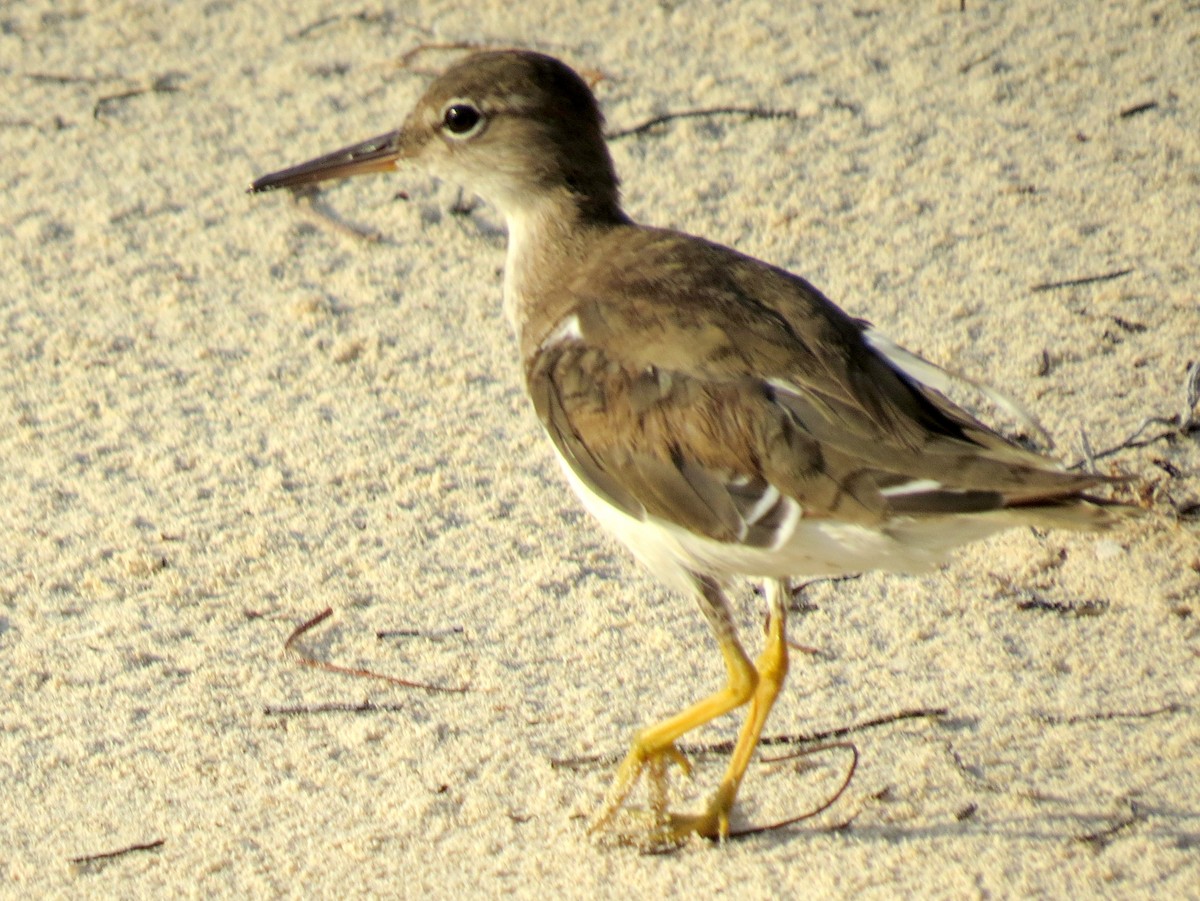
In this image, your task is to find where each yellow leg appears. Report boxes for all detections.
[588,604,757,835]
[590,578,790,845]
[670,579,789,840]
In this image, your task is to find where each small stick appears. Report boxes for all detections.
[549,707,946,769]
[1030,268,1133,293]
[727,741,859,839]
[290,14,341,39]
[285,607,468,694]
[94,73,187,120]
[70,839,165,866]
[27,72,115,85]
[264,700,408,715]
[607,106,802,140]
[376,625,465,640]
[1076,803,1145,848]
[1079,428,1097,473]
[1036,349,1052,377]
[959,49,997,75]
[1014,594,1108,616]
[1066,413,1186,470]
[1183,360,1200,430]
[1118,101,1158,119]
[1036,703,1184,726]
[758,707,949,751]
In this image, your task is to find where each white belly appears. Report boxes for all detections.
[551,452,982,596]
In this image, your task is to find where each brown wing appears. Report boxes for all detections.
[523,227,1121,543]
[527,340,882,547]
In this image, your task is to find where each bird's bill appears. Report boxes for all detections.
[248,129,405,193]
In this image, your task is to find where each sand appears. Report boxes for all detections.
[2,1,1198,896]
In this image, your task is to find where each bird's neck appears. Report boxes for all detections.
[501,186,628,355]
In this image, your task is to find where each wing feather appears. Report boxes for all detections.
[523,225,1126,546]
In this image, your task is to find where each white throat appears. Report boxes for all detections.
[501,201,559,335]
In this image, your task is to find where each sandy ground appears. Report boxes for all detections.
[2,1,1198,896]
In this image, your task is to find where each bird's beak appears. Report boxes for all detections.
[248,128,407,194]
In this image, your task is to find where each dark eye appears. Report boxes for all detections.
[442,103,483,135]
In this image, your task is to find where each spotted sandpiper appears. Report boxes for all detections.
[250,50,1132,846]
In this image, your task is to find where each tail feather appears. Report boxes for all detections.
[1001,493,1142,531]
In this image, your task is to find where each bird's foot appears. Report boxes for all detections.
[661,783,737,843]
[590,740,745,849]
[587,738,692,841]
[591,774,738,850]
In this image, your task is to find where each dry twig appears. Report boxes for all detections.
[284,607,468,694]
[264,700,408,716]
[1068,363,1200,472]
[550,707,946,770]
[607,106,801,140]
[727,741,859,840]
[94,73,187,120]
[70,839,165,867]
[1030,268,1133,293]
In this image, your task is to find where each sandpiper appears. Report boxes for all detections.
[250,50,1132,846]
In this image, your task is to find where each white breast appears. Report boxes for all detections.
[502,205,552,334]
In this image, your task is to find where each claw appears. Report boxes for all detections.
[596,789,737,850]
[588,740,692,836]
[589,740,743,848]
[663,743,693,779]
[666,783,737,842]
